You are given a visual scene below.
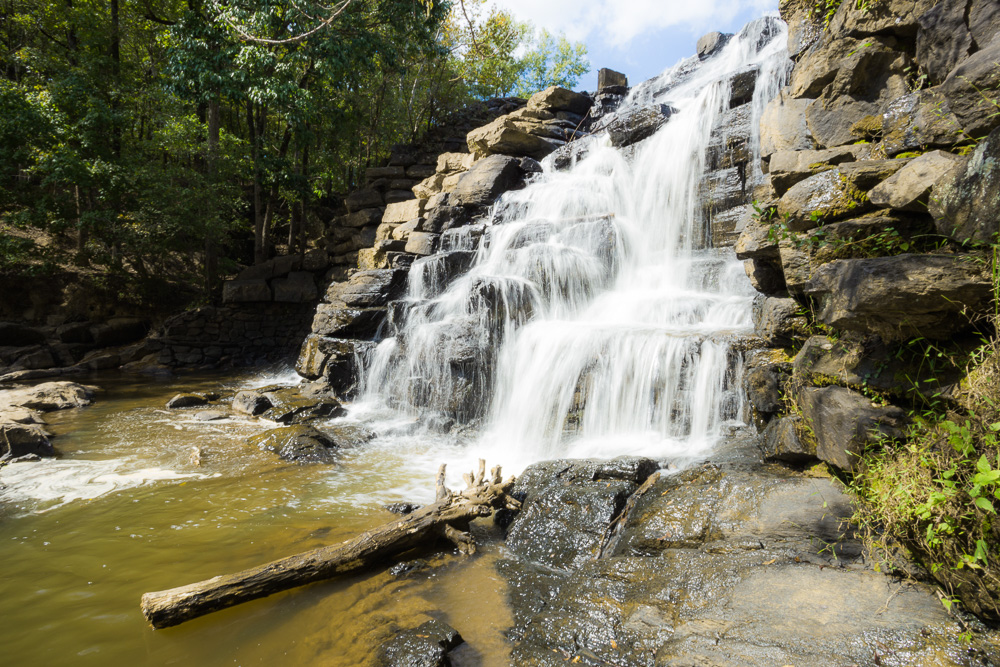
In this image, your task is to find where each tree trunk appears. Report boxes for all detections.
[204,98,221,298]
[140,461,518,629]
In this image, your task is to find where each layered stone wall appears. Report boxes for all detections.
[739,0,1000,472]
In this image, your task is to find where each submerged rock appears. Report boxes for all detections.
[248,425,341,463]
[376,618,464,667]
[165,393,209,409]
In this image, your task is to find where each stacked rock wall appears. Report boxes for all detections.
[296,86,601,392]
[740,0,1000,472]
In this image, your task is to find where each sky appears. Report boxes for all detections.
[492,0,780,91]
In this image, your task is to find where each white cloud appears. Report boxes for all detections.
[492,0,777,48]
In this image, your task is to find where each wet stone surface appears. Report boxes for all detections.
[497,434,1000,666]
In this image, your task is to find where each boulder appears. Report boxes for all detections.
[597,68,628,90]
[753,296,808,346]
[403,232,440,256]
[421,205,472,234]
[166,393,208,409]
[257,385,345,424]
[326,269,407,308]
[734,218,779,260]
[697,31,732,59]
[761,415,815,463]
[222,279,271,303]
[504,457,657,570]
[376,619,464,667]
[759,90,815,158]
[390,219,419,241]
[311,305,385,339]
[272,272,317,303]
[232,390,273,416]
[780,0,824,58]
[869,150,962,212]
[941,39,1000,137]
[797,385,907,472]
[767,146,862,196]
[826,0,937,39]
[777,168,871,231]
[296,335,373,393]
[56,322,93,344]
[744,258,788,295]
[412,173,444,199]
[340,208,384,228]
[605,105,673,147]
[448,155,523,208]
[916,0,974,85]
[435,152,473,174]
[0,422,54,460]
[804,254,994,340]
[248,425,340,463]
[466,113,565,160]
[744,349,792,416]
[382,199,426,224]
[880,88,965,156]
[930,126,1000,244]
[968,0,1000,48]
[526,86,592,115]
[0,381,96,412]
[345,188,383,212]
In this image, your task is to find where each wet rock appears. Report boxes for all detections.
[762,415,815,462]
[385,502,420,515]
[194,410,226,421]
[805,253,994,340]
[256,385,346,424]
[697,31,732,59]
[376,618,464,667]
[734,218,778,261]
[504,458,657,570]
[868,149,962,211]
[797,385,907,472]
[604,105,673,148]
[930,126,1000,244]
[780,0,824,58]
[942,38,1000,137]
[743,257,787,295]
[448,155,523,208]
[296,335,373,394]
[232,390,273,416]
[165,393,208,409]
[248,425,340,463]
[421,205,472,234]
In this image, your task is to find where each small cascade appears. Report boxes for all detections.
[358,17,791,463]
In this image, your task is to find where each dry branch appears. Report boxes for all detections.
[140,460,518,629]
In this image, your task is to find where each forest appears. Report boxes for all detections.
[0,0,587,299]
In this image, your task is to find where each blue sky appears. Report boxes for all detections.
[494,0,780,91]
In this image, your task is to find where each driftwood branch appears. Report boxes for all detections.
[140,460,517,629]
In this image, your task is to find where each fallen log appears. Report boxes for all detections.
[141,460,519,629]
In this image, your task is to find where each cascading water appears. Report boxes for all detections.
[357,18,792,467]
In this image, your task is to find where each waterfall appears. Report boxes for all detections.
[356,18,791,465]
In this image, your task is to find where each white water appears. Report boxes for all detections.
[356,18,792,469]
